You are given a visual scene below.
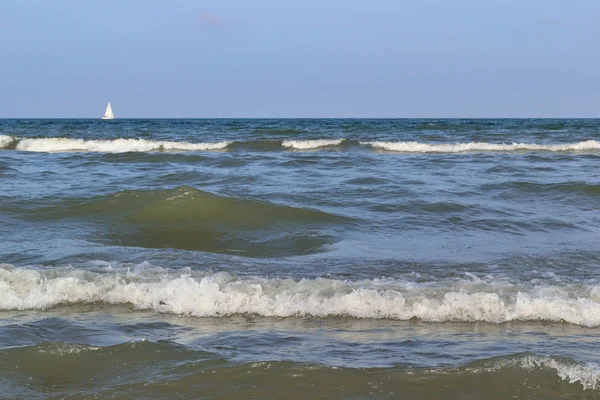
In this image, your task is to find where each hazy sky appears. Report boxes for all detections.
[0,0,598,117]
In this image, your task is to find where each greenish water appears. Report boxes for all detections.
[1,119,600,398]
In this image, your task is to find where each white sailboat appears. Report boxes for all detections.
[101,102,115,120]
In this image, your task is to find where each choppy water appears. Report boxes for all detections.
[1,118,600,399]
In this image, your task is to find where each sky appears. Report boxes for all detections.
[0,0,599,118]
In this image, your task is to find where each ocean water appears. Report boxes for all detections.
[1,118,600,399]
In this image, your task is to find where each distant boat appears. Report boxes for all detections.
[101,102,115,120]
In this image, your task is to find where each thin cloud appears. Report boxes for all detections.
[196,12,224,26]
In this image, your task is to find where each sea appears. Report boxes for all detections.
[1,118,600,399]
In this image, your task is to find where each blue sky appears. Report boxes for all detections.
[0,0,598,117]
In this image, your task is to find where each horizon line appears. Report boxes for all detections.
[1,117,599,120]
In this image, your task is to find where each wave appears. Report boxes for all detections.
[1,344,597,398]
[2,136,600,154]
[281,139,345,150]
[2,263,600,326]
[361,140,600,153]
[229,139,284,151]
[0,136,231,153]
[26,186,352,257]
[479,353,600,391]
[0,135,14,148]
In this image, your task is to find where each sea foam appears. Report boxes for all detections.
[282,139,345,149]
[485,354,600,391]
[4,137,600,153]
[2,264,600,326]
[13,138,231,153]
[360,140,600,153]
[0,135,14,148]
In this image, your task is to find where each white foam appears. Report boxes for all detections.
[282,139,345,150]
[36,343,100,354]
[487,355,600,391]
[360,140,600,153]
[3,264,600,326]
[0,135,14,148]
[14,138,231,153]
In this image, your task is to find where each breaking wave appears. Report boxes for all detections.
[1,136,231,153]
[2,136,600,153]
[2,263,600,326]
[361,140,600,153]
[282,139,345,150]
[478,354,600,391]
[0,135,14,148]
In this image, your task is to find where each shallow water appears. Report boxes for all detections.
[1,118,600,398]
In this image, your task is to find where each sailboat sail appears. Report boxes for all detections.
[102,102,115,120]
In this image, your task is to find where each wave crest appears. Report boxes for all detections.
[0,135,14,148]
[476,354,600,391]
[3,136,600,153]
[361,140,600,153]
[12,137,231,153]
[282,139,345,150]
[2,264,600,326]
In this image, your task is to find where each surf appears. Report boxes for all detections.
[3,263,600,326]
[11,137,231,152]
[361,140,600,153]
